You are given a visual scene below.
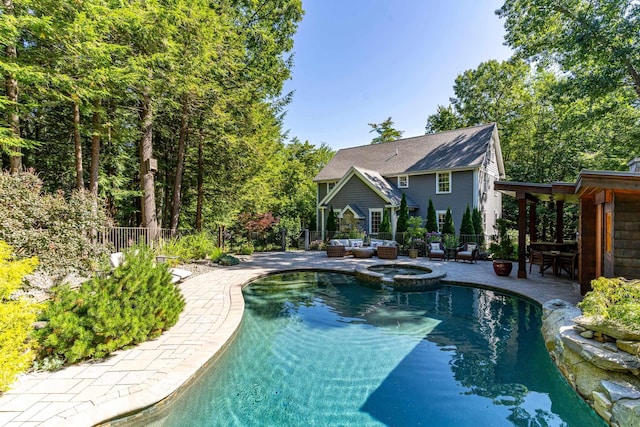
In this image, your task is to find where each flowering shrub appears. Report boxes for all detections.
[0,171,112,279]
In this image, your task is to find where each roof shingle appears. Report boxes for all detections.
[314,123,496,182]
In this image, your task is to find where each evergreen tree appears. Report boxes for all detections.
[326,206,337,234]
[396,193,409,233]
[472,208,484,243]
[379,208,391,233]
[442,208,455,235]
[426,199,438,232]
[459,205,475,236]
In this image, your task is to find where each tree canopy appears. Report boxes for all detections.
[368,117,403,144]
[0,0,332,235]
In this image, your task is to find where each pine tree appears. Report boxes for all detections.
[379,208,391,233]
[396,193,409,233]
[459,205,475,236]
[442,208,455,235]
[326,206,337,234]
[472,208,484,244]
[426,199,438,232]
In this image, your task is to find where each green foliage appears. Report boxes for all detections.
[442,234,459,249]
[497,0,640,101]
[368,117,403,144]
[579,278,640,330]
[157,231,219,262]
[217,254,240,266]
[277,216,303,249]
[442,208,455,235]
[326,206,337,233]
[472,208,484,244]
[407,216,426,239]
[396,194,409,233]
[34,245,184,364]
[426,199,438,233]
[459,205,475,236]
[489,219,517,261]
[0,241,40,392]
[379,208,391,233]
[0,172,111,278]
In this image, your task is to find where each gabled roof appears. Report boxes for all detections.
[314,123,501,182]
[320,166,419,208]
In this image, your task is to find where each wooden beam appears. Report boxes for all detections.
[518,198,527,278]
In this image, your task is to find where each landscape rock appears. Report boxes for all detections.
[618,340,640,356]
[612,399,640,427]
[574,315,640,341]
[601,379,640,402]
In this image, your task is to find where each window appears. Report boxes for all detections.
[436,171,451,194]
[327,182,336,192]
[437,210,447,232]
[398,175,409,188]
[369,209,382,234]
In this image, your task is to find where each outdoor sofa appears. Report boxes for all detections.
[326,238,397,258]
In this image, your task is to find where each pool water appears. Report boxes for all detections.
[159,272,605,426]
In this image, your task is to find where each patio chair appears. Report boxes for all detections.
[558,252,579,279]
[377,245,398,260]
[456,242,478,263]
[529,249,554,276]
[326,245,346,257]
[427,242,445,260]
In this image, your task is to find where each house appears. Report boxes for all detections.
[496,158,640,293]
[314,123,505,240]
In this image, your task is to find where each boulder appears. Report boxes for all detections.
[574,315,640,341]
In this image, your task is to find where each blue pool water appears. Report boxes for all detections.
[159,272,605,426]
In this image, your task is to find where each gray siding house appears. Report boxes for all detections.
[314,123,505,240]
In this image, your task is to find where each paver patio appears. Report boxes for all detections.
[0,251,582,426]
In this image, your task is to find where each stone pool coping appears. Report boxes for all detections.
[0,251,583,426]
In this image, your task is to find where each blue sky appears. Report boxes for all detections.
[281,0,513,151]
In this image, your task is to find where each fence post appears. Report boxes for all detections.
[304,229,309,251]
[281,228,287,251]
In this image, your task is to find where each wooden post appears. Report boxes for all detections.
[556,200,564,243]
[529,202,537,242]
[518,195,527,278]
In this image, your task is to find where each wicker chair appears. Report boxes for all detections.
[456,242,478,263]
[427,242,445,260]
[326,245,346,257]
[377,245,398,259]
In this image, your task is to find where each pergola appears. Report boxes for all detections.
[495,166,640,294]
[494,181,578,280]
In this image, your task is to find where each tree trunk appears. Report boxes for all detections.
[73,101,84,190]
[89,102,100,196]
[139,91,158,241]
[170,96,190,233]
[4,0,21,173]
[196,134,204,231]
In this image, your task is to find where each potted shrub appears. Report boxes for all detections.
[489,219,517,276]
[407,216,426,258]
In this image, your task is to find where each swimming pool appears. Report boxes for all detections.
[158,271,605,426]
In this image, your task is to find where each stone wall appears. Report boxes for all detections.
[542,300,640,427]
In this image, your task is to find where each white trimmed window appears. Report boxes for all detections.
[369,208,383,234]
[327,181,336,192]
[437,210,447,232]
[398,175,409,188]
[436,171,451,194]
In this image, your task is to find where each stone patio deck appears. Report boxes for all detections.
[0,251,583,426]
